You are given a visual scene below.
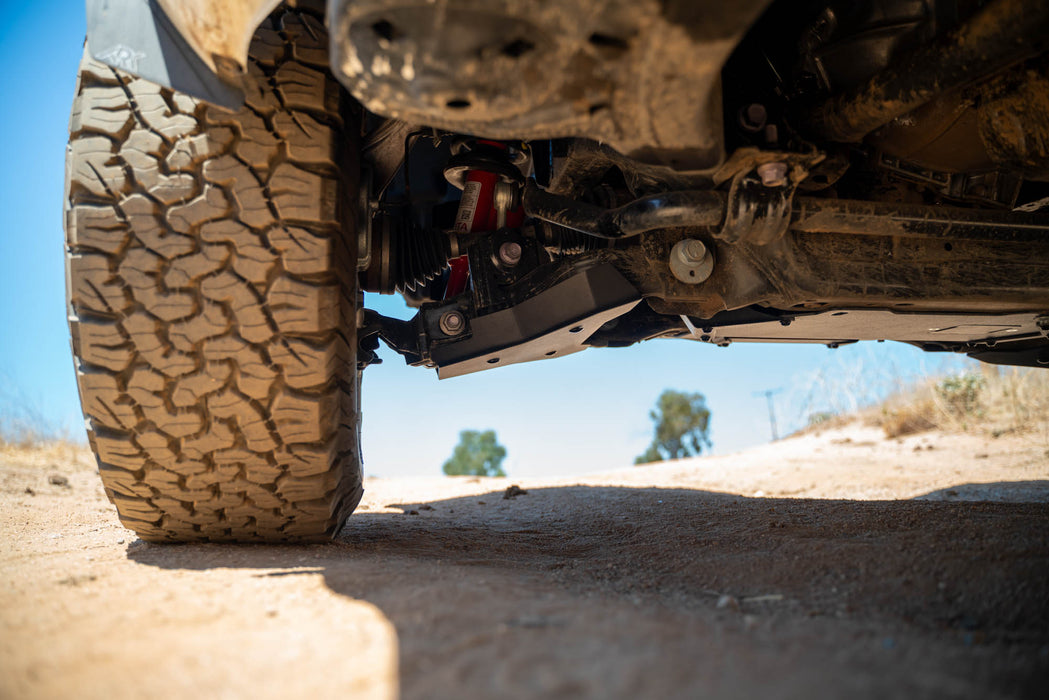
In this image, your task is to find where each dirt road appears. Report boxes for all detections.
[2,424,1048,699]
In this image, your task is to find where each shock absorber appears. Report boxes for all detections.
[442,139,528,298]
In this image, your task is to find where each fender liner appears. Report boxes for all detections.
[85,0,280,108]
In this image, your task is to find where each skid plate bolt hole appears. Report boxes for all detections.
[371,19,401,43]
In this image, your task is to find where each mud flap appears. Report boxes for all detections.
[85,0,244,108]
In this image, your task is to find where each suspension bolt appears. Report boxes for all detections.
[498,241,523,267]
[439,310,466,336]
[739,103,767,132]
[679,239,707,263]
[757,161,788,187]
[1036,315,1049,336]
[669,238,714,284]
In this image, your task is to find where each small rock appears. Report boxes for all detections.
[503,484,528,500]
[477,501,486,505]
[117,539,125,545]
[945,489,958,497]
[716,594,741,612]
[926,444,934,450]
[57,574,97,586]
[24,487,35,496]
[974,453,989,459]
[48,474,69,487]
[407,509,419,516]
[418,504,434,511]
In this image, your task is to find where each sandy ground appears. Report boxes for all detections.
[2,423,1048,699]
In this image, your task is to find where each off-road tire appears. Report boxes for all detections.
[64,7,363,542]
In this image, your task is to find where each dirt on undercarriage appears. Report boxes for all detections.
[2,422,1048,699]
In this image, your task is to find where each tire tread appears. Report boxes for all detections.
[65,7,362,542]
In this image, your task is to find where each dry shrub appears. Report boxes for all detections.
[879,398,939,438]
[784,345,1049,442]
[979,365,1049,441]
[785,346,936,437]
[871,365,1049,440]
[791,410,858,437]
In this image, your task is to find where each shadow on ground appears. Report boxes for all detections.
[129,484,1049,699]
[917,481,1049,502]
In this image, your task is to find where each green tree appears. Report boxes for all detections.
[635,390,711,464]
[442,429,508,476]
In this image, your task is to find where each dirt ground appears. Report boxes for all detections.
[2,423,1048,699]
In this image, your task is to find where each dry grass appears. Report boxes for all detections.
[877,398,938,438]
[786,346,967,438]
[0,439,92,471]
[870,365,1049,440]
[0,374,76,450]
[791,359,1049,446]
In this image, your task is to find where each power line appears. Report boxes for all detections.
[753,388,783,441]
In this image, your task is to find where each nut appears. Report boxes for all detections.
[438,310,466,336]
[756,161,788,187]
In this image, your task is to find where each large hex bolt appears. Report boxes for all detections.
[498,241,523,267]
[669,238,714,284]
[439,310,466,336]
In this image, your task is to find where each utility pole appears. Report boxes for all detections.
[753,389,782,441]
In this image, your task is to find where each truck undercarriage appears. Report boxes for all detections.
[68,0,1049,540]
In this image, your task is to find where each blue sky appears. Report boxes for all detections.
[0,2,969,478]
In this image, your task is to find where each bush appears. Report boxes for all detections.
[880,399,938,438]
[935,372,985,417]
[807,411,837,427]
